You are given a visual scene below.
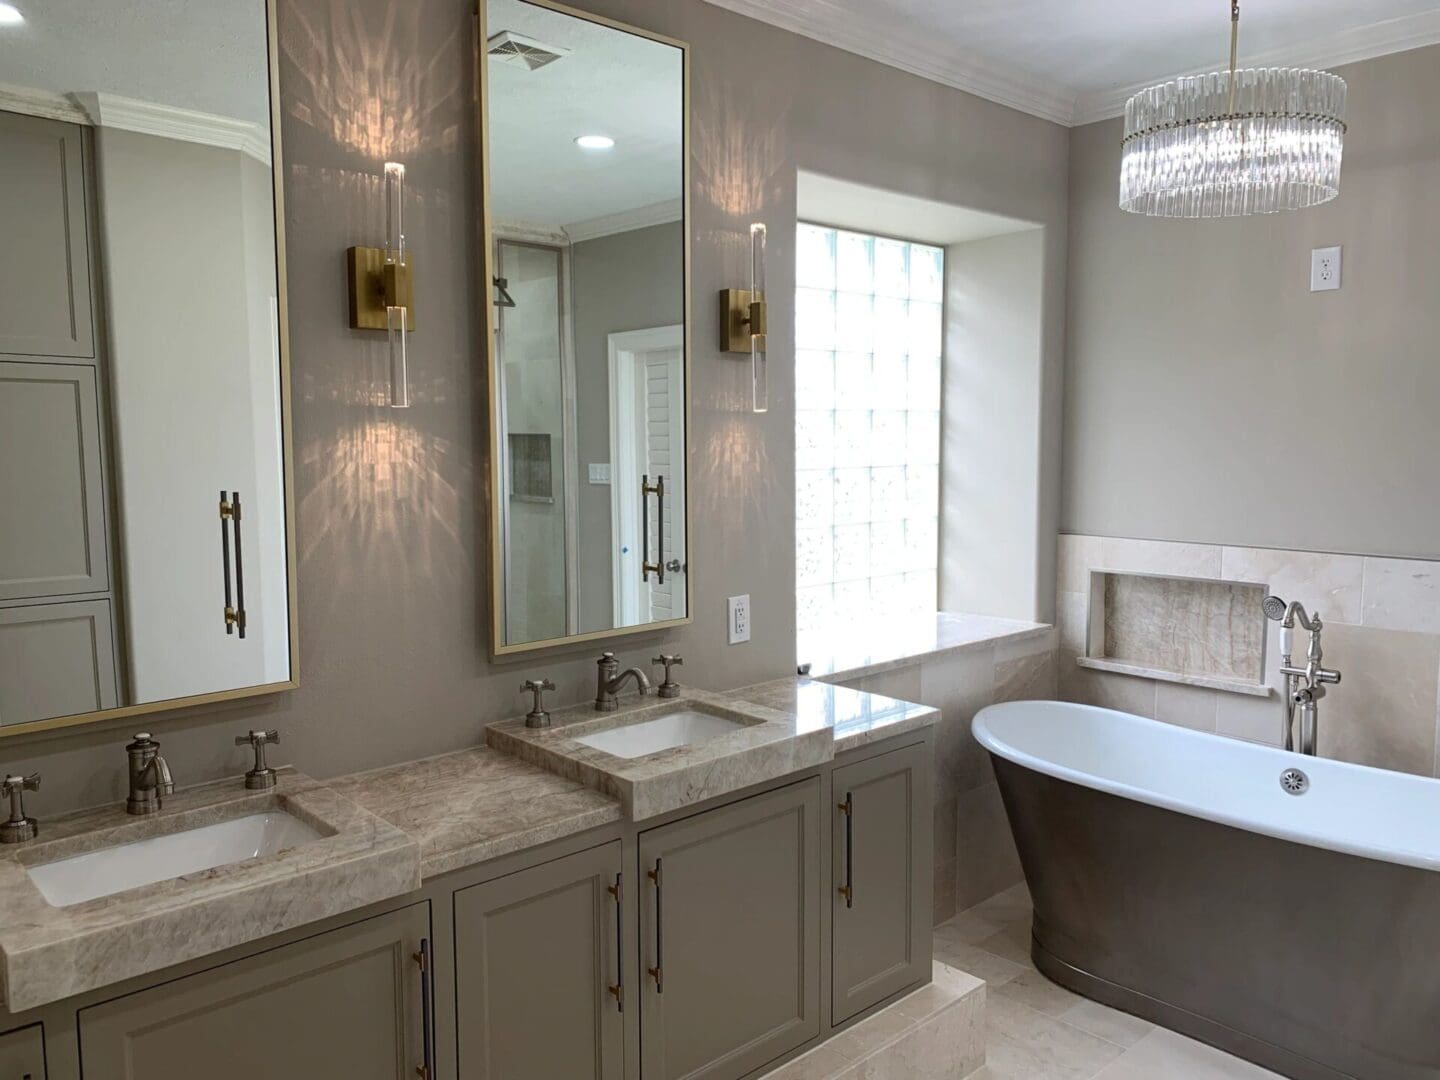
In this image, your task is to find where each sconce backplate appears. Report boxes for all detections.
[347,246,417,331]
[718,288,755,353]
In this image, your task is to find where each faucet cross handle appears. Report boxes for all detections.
[521,679,556,728]
[1,773,40,844]
[652,655,684,699]
[235,730,281,791]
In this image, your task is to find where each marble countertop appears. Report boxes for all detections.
[799,611,1052,679]
[0,772,419,1013]
[327,746,622,879]
[731,676,939,753]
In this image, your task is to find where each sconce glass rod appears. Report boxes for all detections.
[750,223,768,414]
[384,162,410,409]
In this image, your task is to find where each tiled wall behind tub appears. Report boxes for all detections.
[1059,535,1440,778]
[829,630,1058,922]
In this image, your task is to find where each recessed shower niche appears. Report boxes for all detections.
[1076,571,1271,696]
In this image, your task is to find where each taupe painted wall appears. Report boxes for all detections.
[4,0,1067,816]
[571,220,684,632]
[1063,45,1440,559]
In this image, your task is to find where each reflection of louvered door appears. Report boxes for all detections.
[644,346,684,621]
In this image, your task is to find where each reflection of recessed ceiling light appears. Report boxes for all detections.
[575,134,615,151]
[0,4,25,25]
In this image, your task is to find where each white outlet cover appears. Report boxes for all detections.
[727,594,751,645]
[1311,246,1342,292]
[588,463,611,484]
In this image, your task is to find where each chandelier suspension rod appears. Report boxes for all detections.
[1228,0,1240,116]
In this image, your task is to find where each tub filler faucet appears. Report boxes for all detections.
[1264,597,1342,756]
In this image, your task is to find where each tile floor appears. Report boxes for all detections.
[935,884,1284,1079]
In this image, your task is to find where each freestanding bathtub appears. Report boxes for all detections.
[973,699,1440,1080]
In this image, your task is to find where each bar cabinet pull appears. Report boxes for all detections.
[641,474,666,584]
[647,859,664,993]
[608,873,624,1011]
[838,793,854,908]
[219,491,247,639]
[413,939,434,1079]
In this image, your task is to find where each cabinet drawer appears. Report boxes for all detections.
[0,1024,45,1080]
[78,904,430,1080]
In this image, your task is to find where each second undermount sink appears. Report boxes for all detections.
[575,709,752,760]
[26,811,324,908]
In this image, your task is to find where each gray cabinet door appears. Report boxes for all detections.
[0,111,94,359]
[0,1024,45,1079]
[0,361,109,600]
[0,600,118,726]
[78,904,431,1080]
[832,743,930,1024]
[454,841,624,1080]
[640,778,821,1080]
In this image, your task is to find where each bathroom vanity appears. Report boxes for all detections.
[0,681,936,1080]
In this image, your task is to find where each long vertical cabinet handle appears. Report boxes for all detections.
[413,939,435,1080]
[219,491,234,634]
[219,491,248,639]
[641,475,666,584]
[607,873,624,1011]
[647,859,663,993]
[838,793,854,909]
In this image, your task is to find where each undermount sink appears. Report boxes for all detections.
[575,709,751,760]
[27,811,324,908]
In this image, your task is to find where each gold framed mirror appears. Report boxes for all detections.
[0,0,298,738]
[480,0,690,655]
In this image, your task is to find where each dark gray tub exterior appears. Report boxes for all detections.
[990,755,1440,1080]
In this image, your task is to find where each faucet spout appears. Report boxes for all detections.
[594,653,653,711]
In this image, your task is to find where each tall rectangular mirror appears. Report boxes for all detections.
[0,0,295,735]
[482,0,689,654]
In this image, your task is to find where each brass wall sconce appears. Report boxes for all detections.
[347,162,415,408]
[719,222,768,413]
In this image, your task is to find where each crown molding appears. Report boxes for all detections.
[564,198,683,244]
[698,0,1076,126]
[70,92,272,164]
[0,82,90,124]
[1072,8,1440,125]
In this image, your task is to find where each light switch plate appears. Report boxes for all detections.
[1311,246,1342,292]
[588,463,611,484]
[727,595,751,645]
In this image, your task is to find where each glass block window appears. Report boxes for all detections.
[795,223,943,641]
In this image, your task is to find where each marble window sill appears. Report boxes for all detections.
[1076,655,1273,698]
[801,611,1054,682]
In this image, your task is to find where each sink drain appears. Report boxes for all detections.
[1280,768,1310,795]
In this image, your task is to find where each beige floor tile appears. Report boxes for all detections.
[1056,999,1154,1049]
[993,965,1086,1018]
[971,881,1032,927]
[987,995,1126,1080]
[1092,1028,1283,1079]
[934,909,1005,947]
[934,938,1025,987]
[977,921,1032,965]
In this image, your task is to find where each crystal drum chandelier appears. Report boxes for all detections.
[1119,1,1347,218]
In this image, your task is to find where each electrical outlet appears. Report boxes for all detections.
[1311,246,1342,292]
[587,463,611,484]
[727,594,751,645]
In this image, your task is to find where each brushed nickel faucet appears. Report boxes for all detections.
[0,773,40,844]
[595,652,652,711]
[125,733,174,815]
[1264,596,1342,756]
[521,679,556,728]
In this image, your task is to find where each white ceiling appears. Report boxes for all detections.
[487,0,683,231]
[703,0,1440,125]
[0,0,270,127]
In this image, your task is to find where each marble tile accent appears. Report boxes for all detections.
[994,650,1059,704]
[1153,682,1219,732]
[1362,556,1440,634]
[955,782,1023,910]
[327,748,621,879]
[1076,657,1269,698]
[800,611,1052,680]
[1099,537,1223,579]
[0,774,420,1012]
[1222,546,1364,625]
[1100,573,1265,682]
